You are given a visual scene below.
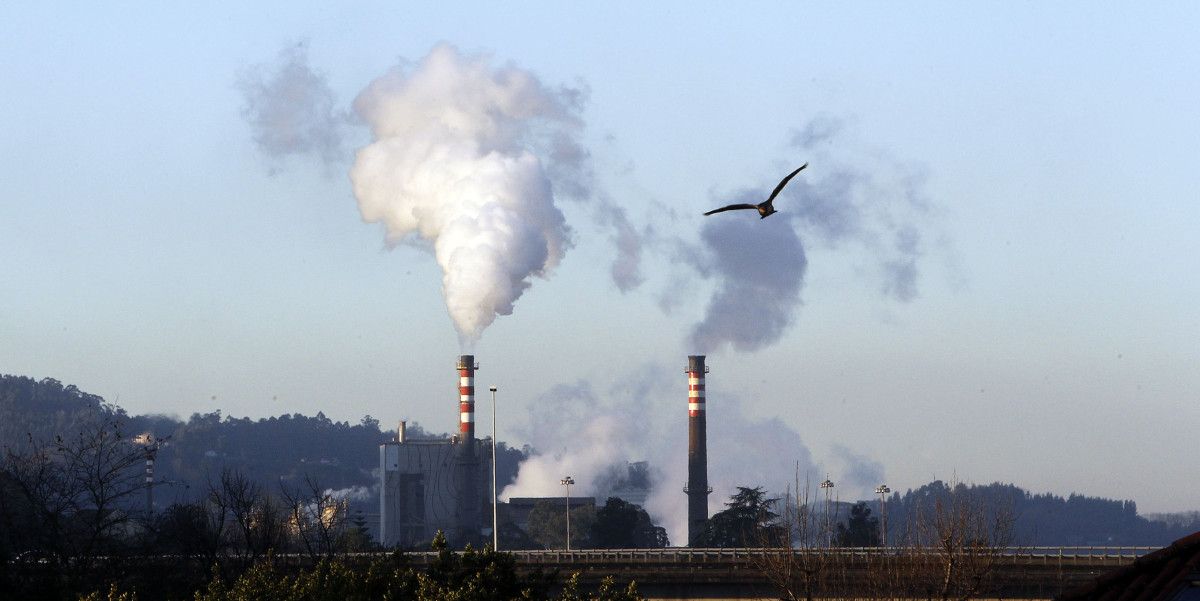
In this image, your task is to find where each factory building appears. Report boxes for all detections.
[379,355,493,548]
[380,353,710,549]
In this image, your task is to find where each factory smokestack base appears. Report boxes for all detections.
[685,355,711,546]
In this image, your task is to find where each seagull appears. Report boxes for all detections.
[703,163,808,219]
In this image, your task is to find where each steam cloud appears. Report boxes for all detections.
[500,381,649,500]
[238,42,345,172]
[349,43,589,345]
[239,42,659,338]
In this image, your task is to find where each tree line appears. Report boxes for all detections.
[0,415,644,599]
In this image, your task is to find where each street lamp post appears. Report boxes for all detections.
[819,477,835,547]
[560,476,575,551]
[489,385,499,551]
[875,484,891,547]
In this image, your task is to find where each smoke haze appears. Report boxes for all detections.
[829,443,886,499]
[238,43,345,173]
[594,197,648,292]
[502,363,831,545]
[500,381,651,500]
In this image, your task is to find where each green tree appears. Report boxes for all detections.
[557,573,643,601]
[526,500,596,550]
[189,532,645,600]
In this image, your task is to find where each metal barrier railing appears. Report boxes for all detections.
[366,546,1155,566]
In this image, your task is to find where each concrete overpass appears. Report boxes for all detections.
[389,546,1152,601]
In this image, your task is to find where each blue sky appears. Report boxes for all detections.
[2,3,1198,522]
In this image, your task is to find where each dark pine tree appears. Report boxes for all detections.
[835,501,881,547]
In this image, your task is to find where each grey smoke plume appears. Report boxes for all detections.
[594,197,647,292]
[791,113,842,150]
[686,116,931,352]
[238,42,345,172]
[882,226,921,302]
[689,214,807,353]
[349,44,586,345]
[829,443,886,500]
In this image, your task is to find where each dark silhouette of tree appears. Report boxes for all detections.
[280,473,349,560]
[4,421,145,558]
[835,501,880,547]
[695,486,784,547]
[497,520,541,550]
[206,468,287,561]
[589,497,668,548]
[153,501,224,560]
[337,510,374,552]
[753,475,1018,601]
[0,419,147,597]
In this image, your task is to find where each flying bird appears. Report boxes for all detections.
[703,163,808,219]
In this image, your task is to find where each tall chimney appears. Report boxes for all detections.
[457,355,476,440]
[686,355,711,546]
[454,354,481,544]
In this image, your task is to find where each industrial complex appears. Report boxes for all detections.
[378,354,713,548]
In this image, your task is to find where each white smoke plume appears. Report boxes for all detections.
[349,43,587,345]
[240,42,653,328]
[500,381,648,500]
[324,484,375,502]
[238,42,345,173]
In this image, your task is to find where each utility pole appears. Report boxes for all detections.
[560,476,575,551]
[490,385,499,550]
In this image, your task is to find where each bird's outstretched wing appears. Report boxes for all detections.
[703,203,759,216]
[764,163,808,204]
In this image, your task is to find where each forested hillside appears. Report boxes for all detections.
[879,480,1197,546]
[0,374,527,510]
[2,374,1196,547]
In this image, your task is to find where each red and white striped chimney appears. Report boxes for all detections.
[686,355,710,546]
[457,355,476,440]
[688,359,705,417]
